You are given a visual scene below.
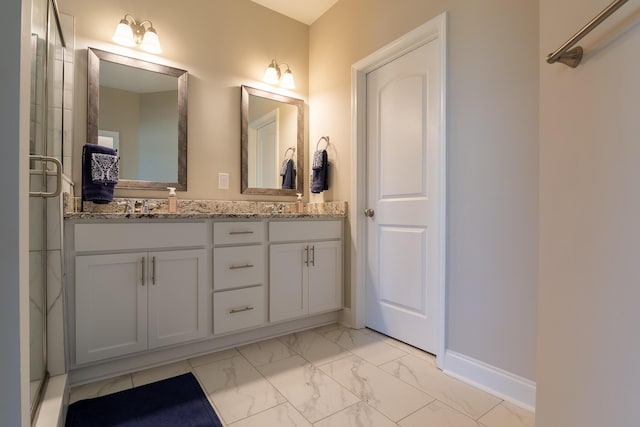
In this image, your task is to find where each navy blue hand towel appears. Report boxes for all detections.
[281,158,296,189]
[311,149,329,193]
[82,144,117,204]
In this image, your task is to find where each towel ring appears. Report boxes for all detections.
[316,136,330,151]
[283,146,296,159]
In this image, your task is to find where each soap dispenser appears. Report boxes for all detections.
[167,187,177,213]
[296,193,304,214]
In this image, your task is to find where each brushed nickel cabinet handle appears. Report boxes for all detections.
[229,306,254,314]
[152,256,157,285]
[229,231,254,235]
[311,245,315,267]
[141,257,146,286]
[229,264,254,270]
[304,246,309,266]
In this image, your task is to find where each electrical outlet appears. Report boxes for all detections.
[218,173,229,190]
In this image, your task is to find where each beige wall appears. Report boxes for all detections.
[59,0,309,200]
[538,0,640,424]
[59,0,539,383]
[99,86,140,177]
[310,0,539,380]
[139,90,179,182]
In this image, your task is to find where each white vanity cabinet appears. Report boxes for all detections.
[73,222,209,364]
[66,215,345,381]
[269,221,343,322]
[212,222,267,335]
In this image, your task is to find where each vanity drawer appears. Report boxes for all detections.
[213,245,264,291]
[75,222,207,252]
[269,220,342,242]
[213,286,265,335]
[214,222,265,245]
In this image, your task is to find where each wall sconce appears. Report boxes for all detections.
[263,59,295,89]
[112,14,162,54]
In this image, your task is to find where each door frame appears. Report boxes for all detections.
[349,12,447,368]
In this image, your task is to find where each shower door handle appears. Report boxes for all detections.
[29,155,63,198]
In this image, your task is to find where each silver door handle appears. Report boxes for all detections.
[304,246,309,266]
[229,231,254,235]
[364,208,375,217]
[229,264,254,270]
[310,245,315,267]
[29,155,63,198]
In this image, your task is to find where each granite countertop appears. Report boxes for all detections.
[64,195,347,220]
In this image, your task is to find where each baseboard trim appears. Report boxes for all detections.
[338,307,352,328]
[444,350,536,412]
[33,374,68,427]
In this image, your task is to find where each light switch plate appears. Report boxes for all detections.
[218,173,229,190]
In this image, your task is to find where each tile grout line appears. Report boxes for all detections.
[236,349,322,426]
[248,337,376,426]
[395,397,440,425]
[475,398,505,422]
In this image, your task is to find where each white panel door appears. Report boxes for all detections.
[365,40,443,354]
[75,253,147,364]
[147,249,208,348]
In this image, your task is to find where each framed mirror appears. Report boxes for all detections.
[87,48,188,190]
[241,85,304,195]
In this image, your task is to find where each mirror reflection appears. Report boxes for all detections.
[241,86,304,195]
[87,48,188,190]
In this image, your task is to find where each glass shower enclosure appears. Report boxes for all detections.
[29,0,65,419]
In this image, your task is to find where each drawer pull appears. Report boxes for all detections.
[229,306,255,314]
[229,264,254,270]
[229,231,254,235]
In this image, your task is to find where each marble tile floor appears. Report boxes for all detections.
[69,324,535,427]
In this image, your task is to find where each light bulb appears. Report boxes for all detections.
[140,27,162,54]
[280,69,295,89]
[263,61,280,85]
[112,19,136,47]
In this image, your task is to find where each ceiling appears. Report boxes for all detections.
[249,0,339,25]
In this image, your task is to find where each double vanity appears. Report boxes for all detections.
[64,199,346,384]
[67,47,332,385]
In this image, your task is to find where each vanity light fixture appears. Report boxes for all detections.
[263,59,295,89]
[112,14,162,54]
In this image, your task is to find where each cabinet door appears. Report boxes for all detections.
[147,249,208,348]
[75,253,147,364]
[269,242,308,322]
[308,241,343,314]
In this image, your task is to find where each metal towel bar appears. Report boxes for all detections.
[546,0,628,68]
